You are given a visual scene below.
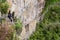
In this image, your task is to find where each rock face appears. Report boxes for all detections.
[7,0,45,40]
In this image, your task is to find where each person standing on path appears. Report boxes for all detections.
[12,12,15,21]
[8,10,12,22]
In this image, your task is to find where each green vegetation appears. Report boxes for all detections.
[0,2,9,14]
[15,18,22,35]
[29,0,60,40]
[0,0,9,14]
[15,18,22,30]
[0,0,6,3]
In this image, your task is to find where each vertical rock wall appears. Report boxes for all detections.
[7,0,45,40]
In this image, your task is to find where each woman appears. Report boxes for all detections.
[12,12,15,21]
[8,10,12,22]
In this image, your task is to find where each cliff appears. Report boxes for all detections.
[7,0,45,40]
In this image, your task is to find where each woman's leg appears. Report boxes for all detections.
[8,17,12,22]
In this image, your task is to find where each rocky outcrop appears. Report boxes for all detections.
[7,0,45,40]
